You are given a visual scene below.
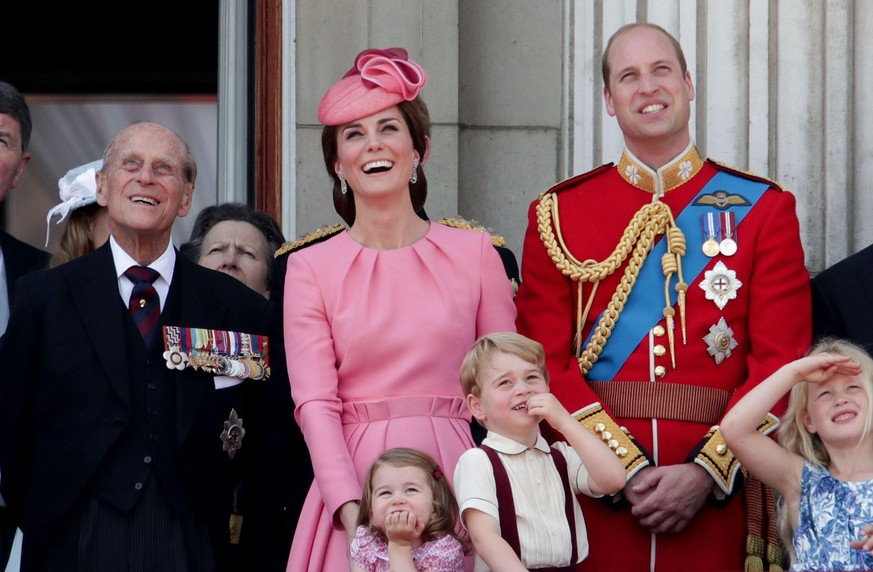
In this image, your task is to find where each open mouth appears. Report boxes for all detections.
[832,411,856,423]
[363,160,394,174]
[512,404,527,412]
[131,195,158,206]
[641,103,665,114]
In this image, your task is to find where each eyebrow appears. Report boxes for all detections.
[341,116,400,133]
[487,366,542,386]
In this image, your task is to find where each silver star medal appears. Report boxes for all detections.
[699,261,743,310]
[220,408,246,459]
[703,317,738,365]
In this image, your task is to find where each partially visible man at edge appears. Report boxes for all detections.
[0,80,50,572]
[515,23,811,571]
[0,121,272,571]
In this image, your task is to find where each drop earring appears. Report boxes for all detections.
[410,159,419,184]
[339,174,348,194]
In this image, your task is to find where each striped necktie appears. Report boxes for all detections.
[124,265,161,345]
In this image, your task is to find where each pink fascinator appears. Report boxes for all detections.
[318,47,427,126]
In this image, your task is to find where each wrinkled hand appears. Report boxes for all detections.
[849,524,873,555]
[384,510,425,546]
[624,464,711,534]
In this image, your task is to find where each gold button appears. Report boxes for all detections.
[139,299,146,308]
[608,439,619,450]
[653,325,665,337]
[653,344,666,357]
[594,423,605,433]
[601,431,612,441]
[716,444,728,455]
[616,447,628,457]
[654,365,666,378]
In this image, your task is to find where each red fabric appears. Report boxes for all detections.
[516,160,812,571]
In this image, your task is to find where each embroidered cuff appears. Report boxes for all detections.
[575,402,651,478]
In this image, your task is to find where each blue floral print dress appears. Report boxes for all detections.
[792,462,873,570]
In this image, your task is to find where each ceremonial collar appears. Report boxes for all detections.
[617,143,704,196]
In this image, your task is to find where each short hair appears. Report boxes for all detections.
[100,121,198,186]
[321,97,431,226]
[601,23,688,91]
[0,81,33,152]
[183,202,286,283]
[357,447,467,551]
[459,332,548,398]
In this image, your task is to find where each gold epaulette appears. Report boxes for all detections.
[575,403,649,478]
[437,216,507,248]
[273,224,345,258]
[537,163,613,200]
[706,158,784,191]
[695,413,780,495]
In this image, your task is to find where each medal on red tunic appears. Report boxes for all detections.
[701,212,721,257]
[699,261,743,310]
[719,212,738,256]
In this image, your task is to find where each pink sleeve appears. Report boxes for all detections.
[476,233,517,336]
[284,252,362,525]
[418,535,466,571]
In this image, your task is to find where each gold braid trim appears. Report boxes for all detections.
[536,192,687,375]
[274,224,345,258]
[696,414,780,495]
[437,216,508,247]
[575,404,648,476]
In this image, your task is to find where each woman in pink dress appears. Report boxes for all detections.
[284,48,516,571]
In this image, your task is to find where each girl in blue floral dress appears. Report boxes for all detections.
[722,338,873,570]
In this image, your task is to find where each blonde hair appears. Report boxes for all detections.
[51,204,102,268]
[357,448,467,550]
[459,332,548,398]
[775,337,873,562]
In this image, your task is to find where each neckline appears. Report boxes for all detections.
[345,220,432,251]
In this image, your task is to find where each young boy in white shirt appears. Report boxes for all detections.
[454,332,626,571]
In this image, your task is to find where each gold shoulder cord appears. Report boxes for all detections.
[536,192,688,375]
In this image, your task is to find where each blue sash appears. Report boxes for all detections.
[586,171,769,380]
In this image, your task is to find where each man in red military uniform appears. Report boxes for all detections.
[516,23,811,571]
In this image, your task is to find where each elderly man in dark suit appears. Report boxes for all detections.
[0,80,50,570]
[0,121,272,571]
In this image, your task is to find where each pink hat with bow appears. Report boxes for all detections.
[318,47,428,126]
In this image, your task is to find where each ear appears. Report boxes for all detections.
[419,135,431,166]
[95,171,109,207]
[802,411,818,435]
[10,151,31,189]
[604,86,616,117]
[177,183,194,217]
[466,393,487,424]
[684,69,695,102]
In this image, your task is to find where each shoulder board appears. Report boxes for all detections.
[706,158,784,191]
[438,216,507,248]
[538,163,614,199]
[274,223,346,258]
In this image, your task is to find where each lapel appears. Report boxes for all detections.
[851,247,873,317]
[172,255,224,446]
[68,243,131,406]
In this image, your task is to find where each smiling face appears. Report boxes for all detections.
[466,350,549,444]
[603,25,694,165]
[369,463,434,543]
[0,113,30,203]
[198,220,271,298]
[803,374,870,448]
[334,105,419,204]
[96,123,194,248]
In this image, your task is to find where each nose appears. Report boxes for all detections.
[221,247,239,269]
[138,165,154,184]
[638,71,658,94]
[365,131,383,151]
[514,380,533,396]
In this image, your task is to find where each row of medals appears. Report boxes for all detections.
[701,211,737,257]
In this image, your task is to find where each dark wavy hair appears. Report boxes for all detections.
[321,97,431,226]
[356,447,468,552]
[182,202,285,284]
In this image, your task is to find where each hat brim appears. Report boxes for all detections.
[318,75,406,126]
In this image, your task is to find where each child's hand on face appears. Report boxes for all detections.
[849,524,873,555]
[792,353,863,384]
[525,392,569,426]
[383,510,425,547]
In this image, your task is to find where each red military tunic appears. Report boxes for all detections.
[516,145,811,571]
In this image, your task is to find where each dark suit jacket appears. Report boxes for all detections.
[0,242,272,564]
[811,243,873,352]
[0,230,50,309]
